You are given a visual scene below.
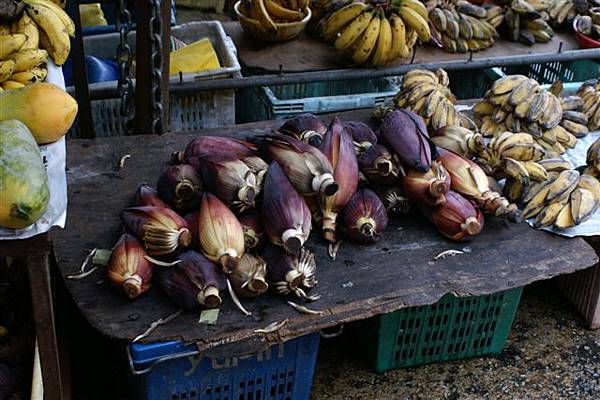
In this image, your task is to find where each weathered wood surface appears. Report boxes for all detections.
[53,110,598,357]
[223,22,580,73]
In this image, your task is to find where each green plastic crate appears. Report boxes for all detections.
[353,287,522,372]
[236,78,401,123]
[500,59,600,85]
[449,68,502,100]
[449,60,600,99]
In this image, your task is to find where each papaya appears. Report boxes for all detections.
[0,119,50,229]
[0,82,78,144]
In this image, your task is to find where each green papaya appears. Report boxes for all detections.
[0,119,50,229]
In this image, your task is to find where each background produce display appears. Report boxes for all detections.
[0,0,74,90]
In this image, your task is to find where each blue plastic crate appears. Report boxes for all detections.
[128,333,320,400]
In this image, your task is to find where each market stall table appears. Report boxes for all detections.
[223,22,598,74]
[53,111,598,358]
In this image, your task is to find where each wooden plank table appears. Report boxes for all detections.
[222,22,588,74]
[52,110,598,358]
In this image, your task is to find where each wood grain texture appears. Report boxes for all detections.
[222,22,581,73]
[53,110,598,357]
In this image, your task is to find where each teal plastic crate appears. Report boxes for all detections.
[236,78,401,123]
[352,287,522,372]
[449,68,503,100]
[449,60,600,99]
[500,59,600,85]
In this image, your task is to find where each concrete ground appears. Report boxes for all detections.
[311,281,600,399]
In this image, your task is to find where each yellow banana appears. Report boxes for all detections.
[25,0,75,37]
[371,16,392,66]
[11,13,39,50]
[522,179,554,218]
[527,91,549,122]
[570,188,597,225]
[577,174,600,201]
[533,200,567,228]
[522,160,549,182]
[352,12,381,64]
[490,74,528,96]
[398,6,431,42]
[554,202,575,229]
[321,2,368,41]
[335,10,373,51]
[265,0,304,21]
[251,0,278,33]
[0,60,16,83]
[545,169,580,204]
[473,100,494,116]
[537,158,572,173]
[560,119,589,138]
[400,0,429,20]
[539,94,562,129]
[508,78,538,106]
[389,14,408,60]
[25,3,70,65]
[1,80,25,90]
[9,67,47,85]
[501,143,545,161]
[0,34,27,59]
[10,49,48,72]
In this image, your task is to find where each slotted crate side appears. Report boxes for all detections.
[500,60,600,85]
[68,90,236,137]
[449,68,503,99]
[236,77,401,123]
[131,333,319,400]
[353,288,522,373]
[556,263,600,329]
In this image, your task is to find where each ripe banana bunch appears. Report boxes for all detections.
[476,131,548,201]
[577,81,600,131]
[426,0,499,53]
[484,5,506,29]
[318,0,430,65]
[547,0,581,27]
[0,0,74,90]
[473,75,575,156]
[393,68,478,130]
[22,0,74,65]
[431,125,485,158]
[521,169,600,229]
[504,0,555,45]
[239,0,310,33]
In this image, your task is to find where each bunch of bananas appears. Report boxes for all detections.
[503,0,554,45]
[393,68,477,130]
[484,4,506,28]
[317,0,431,65]
[239,0,310,29]
[472,75,585,157]
[521,169,600,229]
[0,0,74,90]
[427,0,499,53]
[577,81,600,131]
[430,125,485,158]
[476,131,549,201]
[547,0,581,27]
